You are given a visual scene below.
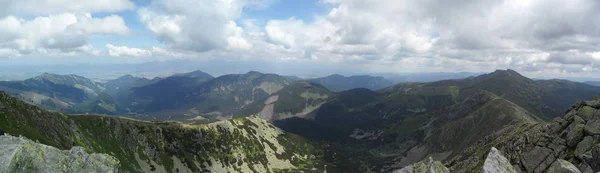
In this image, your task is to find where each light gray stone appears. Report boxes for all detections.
[575,136,596,157]
[482,147,517,173]
[566,116,585,147]
[0,135,119,173]
[547,159,581,173]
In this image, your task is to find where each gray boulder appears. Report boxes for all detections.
[566,115,585,147]
[587,144,600,172]
[0,135,119,173]
[575,136,596,157]
[547,159,581,173]
[482,147,517,173]
[521,146,553,172]
[584,118,600,135]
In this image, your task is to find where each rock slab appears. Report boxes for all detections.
[0,135,119,173]
[482,147,518,173]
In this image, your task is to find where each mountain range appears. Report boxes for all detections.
[1,69,600,172]
[0,70,397,123]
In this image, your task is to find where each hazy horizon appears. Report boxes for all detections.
[1,0,599,81]
[3,60,600,83]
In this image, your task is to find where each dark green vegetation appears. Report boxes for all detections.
[104,74,161,106]
[68,92,124,115]
[309,74,393,92]
[0,91,329,173]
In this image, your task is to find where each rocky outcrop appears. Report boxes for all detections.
[449,98,600,173]
[0,135,119,173]
[482,147,517,173]
[393,157,450,173]
[546,159,581,173]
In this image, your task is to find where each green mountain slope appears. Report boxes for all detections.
[0,91,329,173]
[236,81,333,122]
[0,73,105,111]
[66,92,124,115]
[414,69,600,119]
[105,75,160,99]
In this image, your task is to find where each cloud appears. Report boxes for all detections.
[0,13,130,55]
[0,0,135,16]
[107,44,152,57]
[106,44,186,58]
[4,0,600,79]
[138,0,268,52]
[253,0,600,75]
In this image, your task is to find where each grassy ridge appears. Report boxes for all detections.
[0,91,328,173]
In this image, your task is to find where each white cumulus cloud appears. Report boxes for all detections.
[0,0,136,16]
[137,0,271,52]
[0,13,130,55]
[106,44,186,58]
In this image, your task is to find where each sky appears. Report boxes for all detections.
[1,0,600,79]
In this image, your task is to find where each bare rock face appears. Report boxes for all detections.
[448,98,600,173]
[0,135,119,173]
[393,157,449,173]
[482,147,517,173]
[581,144,600,172]
[546,159,581,173]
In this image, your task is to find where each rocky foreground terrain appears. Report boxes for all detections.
[0,135,119,173]
[398,97,600,173]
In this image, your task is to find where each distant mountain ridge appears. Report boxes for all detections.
[0,73,106,111]
[585,81,600,86]
[170,70,214,78]
[124,71,293,123]
[309,74,393,92]
[1,69,599,123]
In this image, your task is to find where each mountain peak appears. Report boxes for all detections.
[490,69,522,76]
[116,74,135,80]
[246,71,263,75]
[474,69,529,82]
[325,74,345,78]
[31,73,86,82]
[172,70,213,79]
[36,72,59,78]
